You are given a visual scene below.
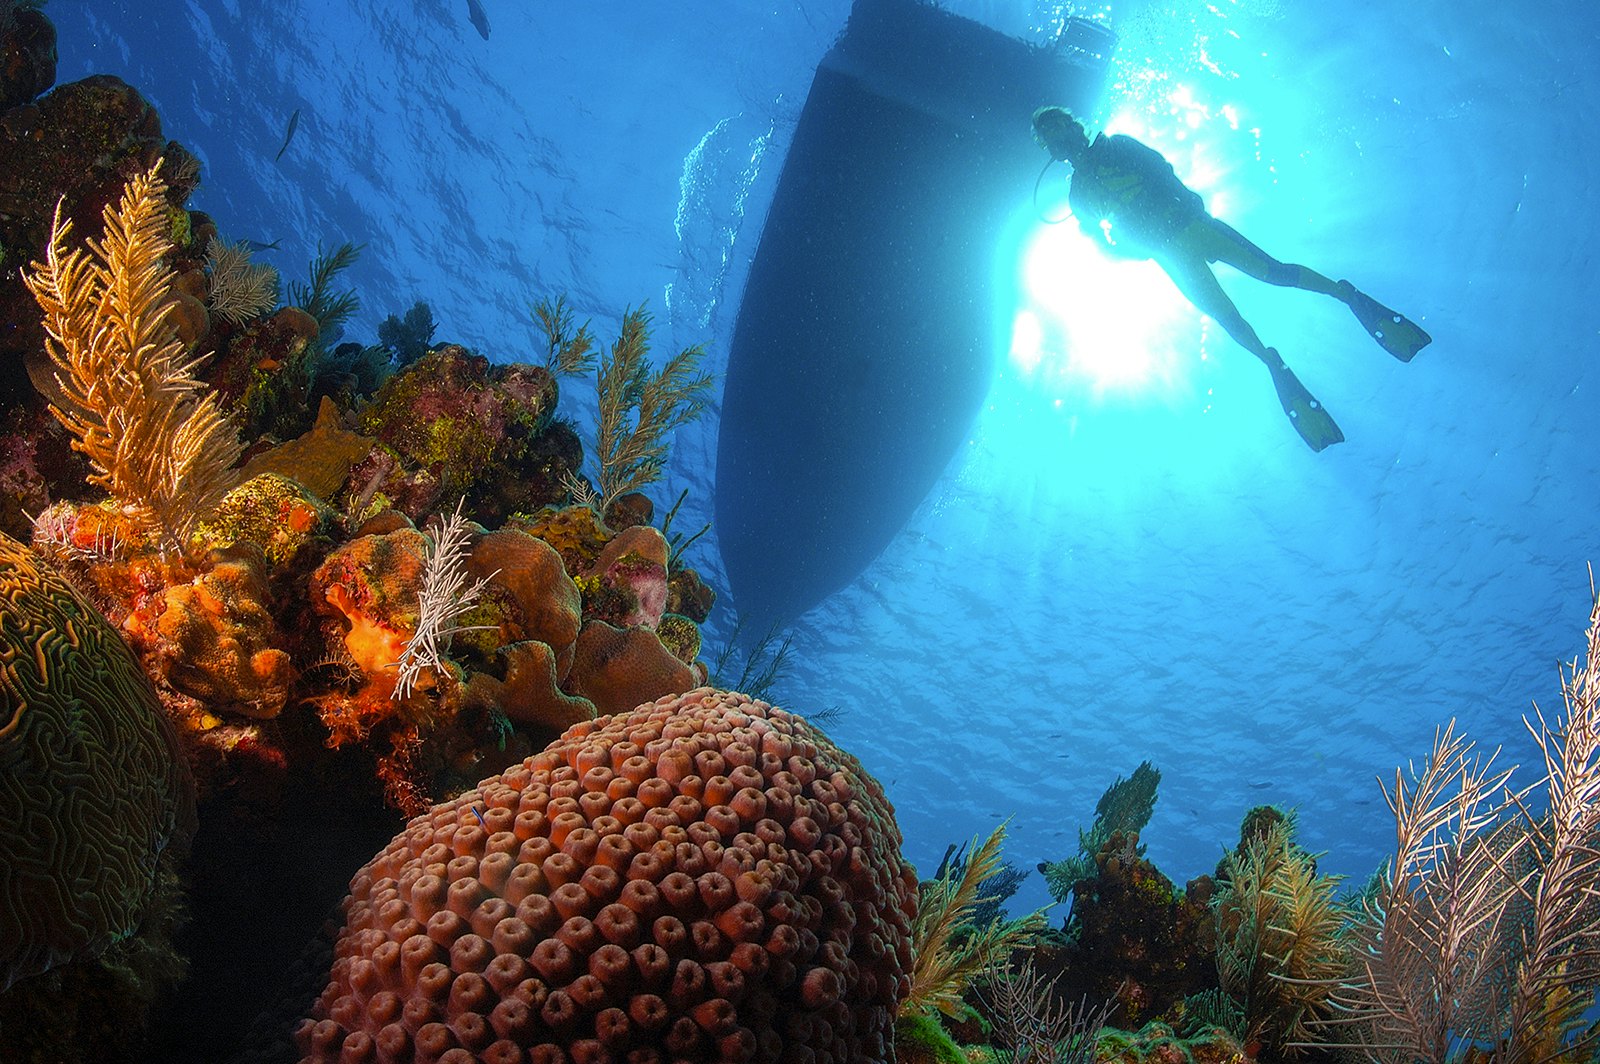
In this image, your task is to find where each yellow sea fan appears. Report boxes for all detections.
[24,162,243,553]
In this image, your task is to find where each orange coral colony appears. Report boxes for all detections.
[295,687,918,1063]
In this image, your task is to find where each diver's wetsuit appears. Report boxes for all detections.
[1067,133,1323,291]
[1067,134,1204,259]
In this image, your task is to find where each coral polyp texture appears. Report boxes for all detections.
[295,687,918,1063]
[0,531,192,992]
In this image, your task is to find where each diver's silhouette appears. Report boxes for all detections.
[1031,106,1430,452]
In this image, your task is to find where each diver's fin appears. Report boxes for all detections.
[1268,354,1344,452]
[1338,281,1431,362]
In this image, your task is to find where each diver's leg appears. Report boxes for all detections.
[1157,251,1274,365]
[1203,218,1343,296]
[1199,217,1429,362]
[1159,251,1344,451]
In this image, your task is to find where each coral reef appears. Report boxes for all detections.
[892,1011,968,1064]
[0,531,193,991]
[357,344,570,524]
[0,17,734,1058]
[1039,830,1217,1029]
[1040,761,1161,904]
[196,472,335,568]
[204,304,323,438]
[657,613,703,668]
[294,687,919,1063]
[1092,1020,1254,1063]
[377,299,437,368]
[460,526,585,677]
[567,620,700,718]
[27,498,170,618]
[237,395,377,503]
[582,523,671,629]
[0,863,188,1064]
[460,639,596,737]
[0,397,102,540]
[305,507,714,812]
[514,503,612,577]
[666,565,716,624]
[0,1,55,112]
[391,501,495,702]
[308,516,601,744]
[154,545,295,719]
[310,523,430,715]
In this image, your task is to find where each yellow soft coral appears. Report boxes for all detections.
[24,162,243,553]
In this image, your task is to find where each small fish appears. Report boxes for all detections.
[275,108,300,162]
[465,0,490,40]
[470,805,488,828]
[241,238,281,253]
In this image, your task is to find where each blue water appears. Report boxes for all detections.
[50,0,1600,921]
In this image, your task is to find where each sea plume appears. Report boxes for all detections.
[904,821,1046,1020]
[1213,816,1346,1056]
[576,304,712,516]
[1501,579,1600,1061]
[389,499,495,702]
[975,955,1109,1064]
[203,236,278,324]
[24,162,243,553]
[1314,578,1600,1062]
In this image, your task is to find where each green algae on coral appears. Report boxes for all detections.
[357,345,567,522]
[195,472,332,567]
[165,202,191,248]
[1092,1020,1253,1063]
[657,612,701,665]
[893,1013,968,1064]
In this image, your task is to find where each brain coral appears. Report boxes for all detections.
[296,687,917,1064]
[0,532,192,992]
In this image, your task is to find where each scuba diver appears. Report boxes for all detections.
[1030,105,1431,452]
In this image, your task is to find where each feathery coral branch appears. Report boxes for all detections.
[1215,818,1345,1056]
[1502,579,1600,1063]
[976,955,1109,1064]
[391,500,497,702]
[24,163,243,554]
[589,305,712,515]
[287,241,361,340]
[204,237,279,324]
[905,821,1047,1020]
[531,293,596,375]
[1313,723,1530,1060]
[1311,575,1600,1063]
